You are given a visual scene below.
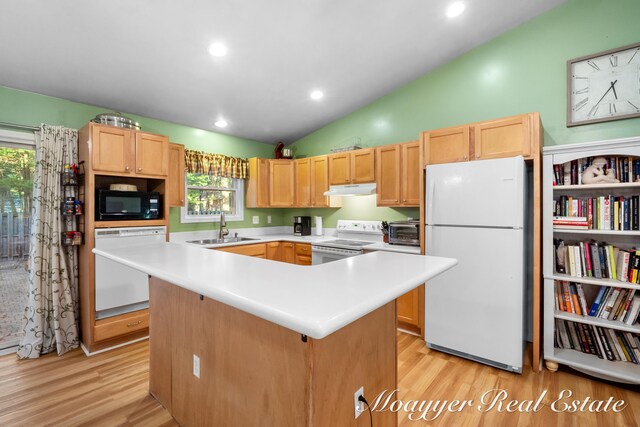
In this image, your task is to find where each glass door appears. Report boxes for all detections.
[0,140,35,351]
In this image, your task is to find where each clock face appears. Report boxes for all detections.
[568,43,640,126]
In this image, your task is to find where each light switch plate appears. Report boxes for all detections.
[267,215,272,224]
[193,354,200,378]
[253,216,259,224]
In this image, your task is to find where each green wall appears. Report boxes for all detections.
[292,0,640,153]
[3,0,639,231]
[0,85,283,231]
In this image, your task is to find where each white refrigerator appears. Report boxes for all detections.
[425,156,525,373]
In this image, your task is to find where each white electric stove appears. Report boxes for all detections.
[311,220,383,265]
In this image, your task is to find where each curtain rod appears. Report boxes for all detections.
[0,121,40,132]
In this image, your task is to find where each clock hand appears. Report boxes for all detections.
[611,80,618,100]
[592,80,618,111]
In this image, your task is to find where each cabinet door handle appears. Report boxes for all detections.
[138,167,143,171]
[180,199,184,203]
[125,166,130,171]
[463,155,467,160]
[127,320,143,327]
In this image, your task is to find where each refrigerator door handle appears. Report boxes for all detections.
[427,180,435,223]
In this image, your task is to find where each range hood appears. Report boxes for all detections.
[323,183,377,197]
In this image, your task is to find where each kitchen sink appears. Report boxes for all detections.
[187,237,259,245]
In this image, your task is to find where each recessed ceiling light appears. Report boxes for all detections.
[208,42,227,57]
[310,90,324,100]
[214,120,228,128]
[446,2,465,18]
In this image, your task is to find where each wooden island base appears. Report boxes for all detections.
[148,277,398,426]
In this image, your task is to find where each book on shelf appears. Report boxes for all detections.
[552,156,640,186]
[553,195,640,230]
[554,280,640,325]
[554,318,640,364]
[553,239,640,284]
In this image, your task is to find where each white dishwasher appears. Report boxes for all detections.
[94,226,166,319]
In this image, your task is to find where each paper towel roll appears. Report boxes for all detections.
[315,216,323,236]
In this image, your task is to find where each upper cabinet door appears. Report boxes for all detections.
[401,141,421,206]
[350,148,375,183]
[310,156,329,207]
[135,132,169,176]
[167,143,185,207]
[423,125,470,165]
[295,158,311,207]
[473,114,531,160]
[376,145,401,206]
[269,160,294,207]
[91,125,133,173]
[328,153,351,185]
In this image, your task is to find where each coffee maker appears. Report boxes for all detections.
[293,216,311,236]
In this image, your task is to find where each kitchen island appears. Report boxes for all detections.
[93,242,456,426]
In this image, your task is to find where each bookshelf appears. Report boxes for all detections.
[543,137,640,384]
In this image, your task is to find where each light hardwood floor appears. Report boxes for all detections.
[0,333,638,426]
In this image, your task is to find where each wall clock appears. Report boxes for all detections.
[567,42,640,127]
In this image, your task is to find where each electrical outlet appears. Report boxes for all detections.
[252,216,259,225]
[267,215,272,224]
[354,386,364,419]
[193,354,200,378]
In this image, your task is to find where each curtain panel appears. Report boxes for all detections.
[18,125,79,359]
[184,149,248,179]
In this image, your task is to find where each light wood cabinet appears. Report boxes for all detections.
[329,148,375,185]
[376,141,421,207]
[423,113,535,166]
[351,148,375,183]
[93,309,149,342]
[294,158,311,207]
[282,242,295,264]
[328,152,351,185]
[311,156,330,207]
[396,285,424,336]
[167,143,185,207]
[376,144,401,206]
[294,243,312,265]
[246,157,270,208]
[78,122,172,355]
[266,242,281,261]
[474,114,531,160]
[135,132,169,176]
[401,141,422,206]
[91,125,133,173]
[90,124,169,177]
[423,125,470,165]
[269,160,295,207]
[215,243,267,258]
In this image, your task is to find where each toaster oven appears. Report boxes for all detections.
[388,220,420,246]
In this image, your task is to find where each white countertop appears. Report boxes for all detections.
[179,233,421,254]
[93,242,455,339]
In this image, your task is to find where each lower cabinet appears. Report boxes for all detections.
[396,285,424,336]
[213,241,310,265]
[93,309,149,342]
[266,241,281,261]
[282,242,295,264]
[215,243,267,258]
[294,243,312,266]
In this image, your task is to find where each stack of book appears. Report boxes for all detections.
[555,319,640,363]
[554,281,640,325]
[553,216,589,230]
[553,195,640,231]
[553,239,640,282]
[553,156,640,186]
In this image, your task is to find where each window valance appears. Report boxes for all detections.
[185,149,248,179]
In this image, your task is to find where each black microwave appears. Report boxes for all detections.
[95,189,161,220]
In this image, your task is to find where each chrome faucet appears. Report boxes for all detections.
[218,211,229,239]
